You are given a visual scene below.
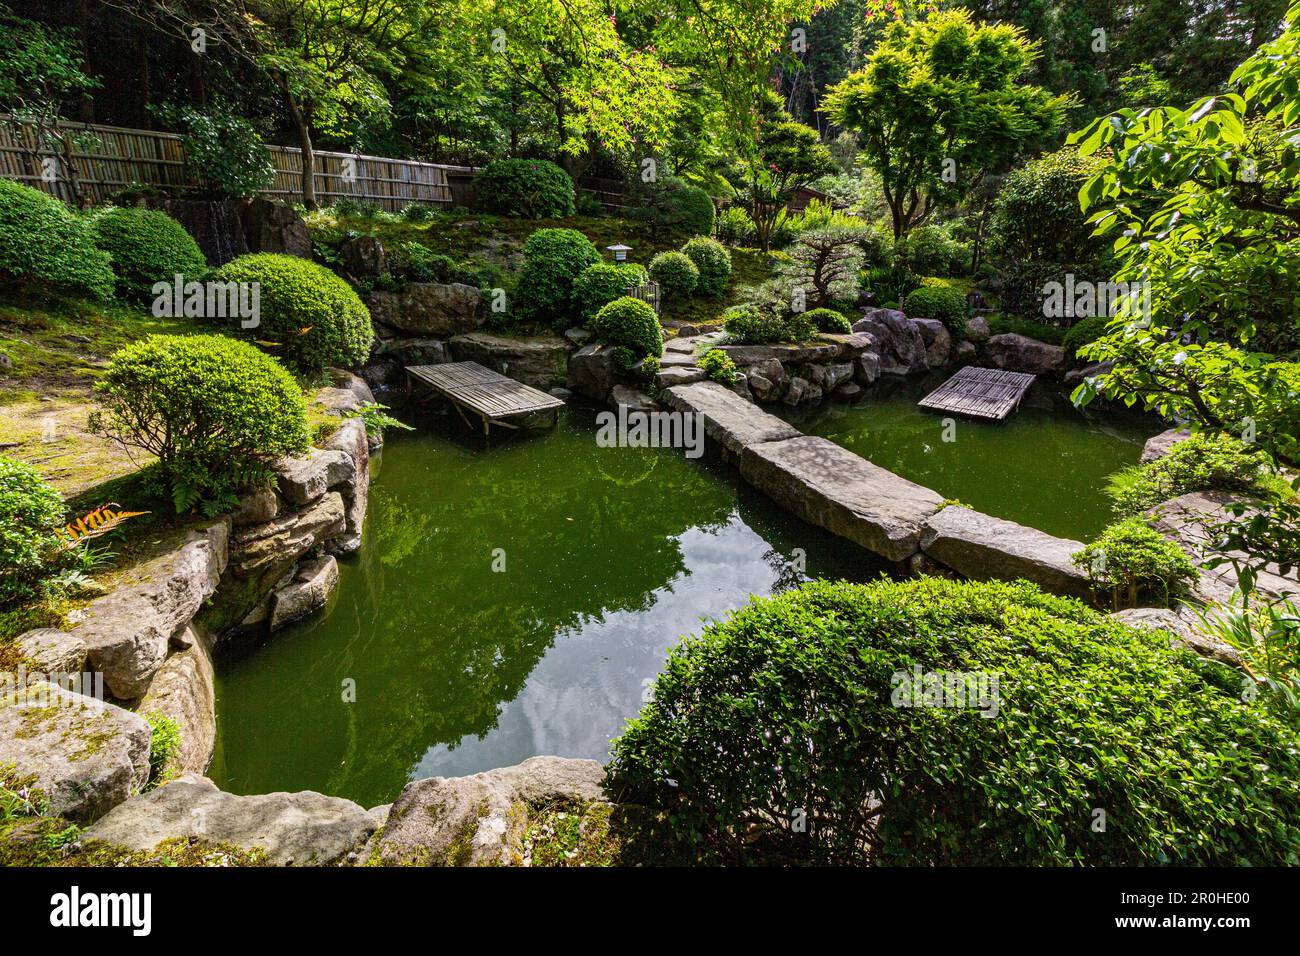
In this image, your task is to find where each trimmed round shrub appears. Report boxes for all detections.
[212,253,373,377]
[988,148,1108,264]
[0,457,68,609]
[697,348,738,385]
[802,307,852,334]
[681,236,731,296]
[572,262,644,324]
[89,206,207,302]
[608,576,1300,865]
[475,159,575,218]
[0,178,114,299]
[516,228,600,326]
[590,296,663,360]
[903,284,967,332]
[723,305,813,345]
[1063,314,1111,360]
[633,175,715,237]
[648,251,698,300]
[89,334,309,512]
[1072,518,1198,610]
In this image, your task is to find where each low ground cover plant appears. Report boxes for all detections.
[697,348,738,385]
[1106,433,1287,516]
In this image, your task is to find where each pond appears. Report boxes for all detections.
[779,372,1155,542]
[208,407,886,808]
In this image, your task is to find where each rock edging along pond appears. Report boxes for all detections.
[1,370,375,825]
[662,379,1094,595]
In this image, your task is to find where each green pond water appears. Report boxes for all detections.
[780,372,1154,541]
[209,407,885,808]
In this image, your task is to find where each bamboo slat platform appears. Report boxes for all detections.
[406,362,564,436]
[917,366,1036,421]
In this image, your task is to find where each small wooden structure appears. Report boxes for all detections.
[406,362,564,437]
[918,366,1036,421]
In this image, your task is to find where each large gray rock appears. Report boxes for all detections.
[321,418,370,554]
[655,366,706,388]
[1148,491,1300,603]
[914,318,952,367]
[274,448,355,507]
[819,332,875,359]
[138,625,215,776]
[367,282,485,336]
[662,381,801,462]
[84,774,375,866]
[74,521,229,700]
[16,628,86,674]
[232,490,279,528]
[1141,427,1191,464]
[240,198,311,259]
[269,555,339,631]
[377,756,605,866]
[740,436,944,562]
[852,309,928,375]
[983,333,1067,376]
[231,492,346,579]
[339,235,386,278]
[0,682,151,823]
[449,332,570,388]
[567,343,618,401]
[1110,607,1241,666]
[716,342,839,366]
[855,351,881,385]
[610,385,659,412]
[965,315,991,342]
[920,506,1091,599]
[782,376,810,405]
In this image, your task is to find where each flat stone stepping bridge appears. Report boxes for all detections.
[918,366,1036,421]
[406,361,564,436]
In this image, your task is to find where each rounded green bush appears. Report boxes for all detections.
[633,176,715,236]
[648,251,698,300]
[697,348,738,385]
[89,206,208,302]
[1106,433,1281,517]
[0,456,68,609]
[802,307,852,334]
[590,296,663,360]
[572,262,644,324]
[723,305,814,345]
[903,284,967,332]
[475,159,575,218]
[608,576,1300,865]
[1063,314,1111,360]
[0,179,114,299]
[212,253,373,377]
[681,236,731,296]
[1072,518,1199,610]
[516,228,600,326]
[90,334,309,512]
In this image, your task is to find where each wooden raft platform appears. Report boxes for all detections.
[406,361,564,436]
[917,366,1036,421]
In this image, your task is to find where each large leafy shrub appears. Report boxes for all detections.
[88,206,207,302]
[608,576,1300,865]
[90,334,309,513]
[892,224,969,277]
[681,237,731,296]
[0,457,67,609]
[475,159,575,218]
[0,178,113,299]
[1107,433,1284,517]
[572,262,644,324]
[632,175,715,237]
[212,253,373,377]
[648,251,698,300]
[1072,518,1199,610]
[988,149,1108,264]
[903,285,966,333]
[590,296,662,360]
[1062,315,1110,360]
[715,205,755,245]
[516,228,600,326]
[155,103,275,199]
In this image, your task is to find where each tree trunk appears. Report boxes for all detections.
[284,90,317,209]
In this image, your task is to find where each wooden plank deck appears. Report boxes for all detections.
[406,361,564,436]
[917,366,1036,421]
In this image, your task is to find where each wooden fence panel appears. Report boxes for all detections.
[0,116,479,212]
